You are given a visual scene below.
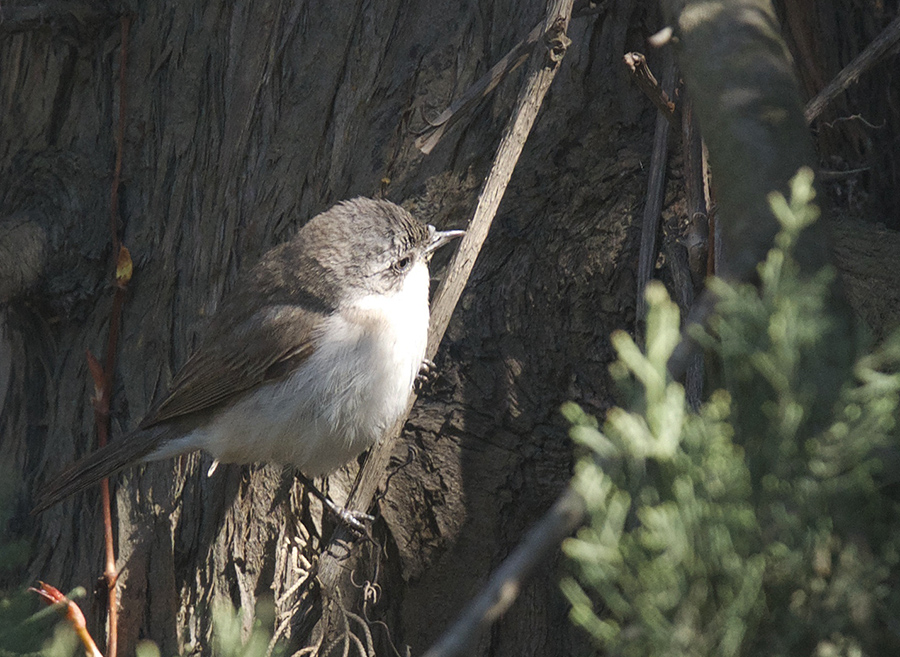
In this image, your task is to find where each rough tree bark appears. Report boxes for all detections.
[1,0,897,656]
[0,1,654,654]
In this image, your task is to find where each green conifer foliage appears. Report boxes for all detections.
[563,169,900,657]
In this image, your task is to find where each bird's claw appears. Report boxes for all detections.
[325,499,374,535]
[415,358,438,392]
[296,472,373,537]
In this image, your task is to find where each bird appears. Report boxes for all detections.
[33,197,464,520]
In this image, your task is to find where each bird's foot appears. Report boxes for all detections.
[415,358,438,393]
[323,498,374,536]
[296,472,373,536]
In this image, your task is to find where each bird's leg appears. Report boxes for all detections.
[295,472,373,535]
[415,358,438,393]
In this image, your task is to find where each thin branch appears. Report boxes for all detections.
[635,52,675,320]
[623,52,680,130]
[804,14,900,123]
[421,487,586,657]
[817,166,870,181]
[415,22,542,155]
[91,16,130,657]
[315,0,576,592]
[416,0,604,154]
[678,95,708,408]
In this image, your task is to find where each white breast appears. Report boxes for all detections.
[158,261,431,476]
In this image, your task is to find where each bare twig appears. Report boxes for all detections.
[421,487,586,657]
[623,52,680,130]
[416,0,603,154]
[817,167,870,181]
[89,16,131,657]
[678,95,708,408]
[415,22,542,155]
[817,114,885,131]
[680,97,709,285]
[314,0,576,594]
[635,51,675,320]
[804,14,900,123]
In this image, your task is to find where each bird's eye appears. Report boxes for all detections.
[394,255,413,272]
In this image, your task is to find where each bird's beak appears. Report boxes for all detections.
[425,227,465,256]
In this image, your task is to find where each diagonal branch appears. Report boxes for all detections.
[804,14,900,123]
[415,22,542,155]
[421,487,586,657]
[415,0,603,154]
[315,0,576,593]
[634,50,676,321]
[623,51,680,130]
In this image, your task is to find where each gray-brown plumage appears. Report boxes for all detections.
[34,198,463,513]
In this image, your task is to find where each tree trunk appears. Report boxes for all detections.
[1,0,897,655]
[0,1,654,654]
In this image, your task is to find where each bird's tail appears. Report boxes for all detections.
[32,426,169,513]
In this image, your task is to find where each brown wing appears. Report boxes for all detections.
[140,304,319,428]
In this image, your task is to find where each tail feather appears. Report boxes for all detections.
[32,426,170,514]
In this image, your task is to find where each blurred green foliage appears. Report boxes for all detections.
[209,599,282,657]
[562,169,900,656]
[0,587,80,656]
[0,590,282,657]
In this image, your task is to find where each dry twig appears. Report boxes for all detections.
[83,16,131,657]
[674,96,708,408]
[635,51,676,320]
[421,487,586,657]
[416,0,604,154]
[313,0,577,623]
[804,14,900,123]
[624,52,680,130]
[415,22,542,155]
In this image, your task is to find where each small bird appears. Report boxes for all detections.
[34,198,464,517]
